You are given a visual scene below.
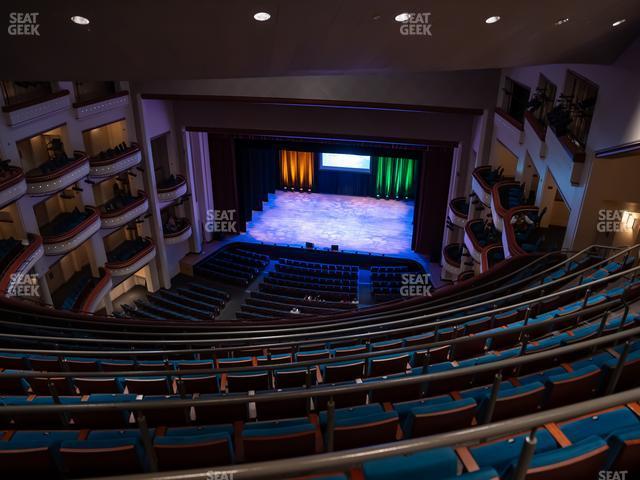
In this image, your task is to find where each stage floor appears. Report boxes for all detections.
[244,191,415,256]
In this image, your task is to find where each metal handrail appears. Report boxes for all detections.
[2,260,637,347]
[94,386,640,480]
[0,298,626,379]
[2,324,638,413]
[1,243,632,335]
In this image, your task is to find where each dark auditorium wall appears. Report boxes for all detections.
[235,142,278,229]
[412,146,454,262]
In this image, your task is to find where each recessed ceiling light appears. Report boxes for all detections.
[253,12,271,22]
[70,15,90,25]
[554,17,570,26]
[485,16,501,24]
[395,13,411,22]
[612,19,626,27]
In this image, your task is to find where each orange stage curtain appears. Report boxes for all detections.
[280,150,314,190]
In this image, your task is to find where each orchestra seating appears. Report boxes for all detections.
[0,245,639,479]
[194,247,270,287]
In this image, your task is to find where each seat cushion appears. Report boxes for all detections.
[362,447,458,480]
[560,407,640,443]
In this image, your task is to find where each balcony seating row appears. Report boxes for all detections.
[195,247,270,287]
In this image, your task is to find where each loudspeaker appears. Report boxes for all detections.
[331,244,339,252]
[305,242,314,249]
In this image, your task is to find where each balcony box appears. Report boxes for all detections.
[26,152,89,196]
[2,90,71,127]
[471,166,494,206]
[157,175,187,202]
[106,239,156,277]
[481,245,505,274]
[464,219,499,263]
[490,180,525,232]
[164,218,192,245]
[0,165,27,208]
[75,269,113,313]
[41,208,100,256]
[89,145,142,179]
[447,197,469,228]
[99,191,149,230]
[73,91,129,120]
[524,111,548,159]
[441,243,464,281]
[0,234,44,295]
[502,207,540,258]
[494,107,524,157]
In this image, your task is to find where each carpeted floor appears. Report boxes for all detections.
[245,191,415,255]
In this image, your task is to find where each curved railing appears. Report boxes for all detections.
[41,207,100,245]
[490,179,525,232]
[502,206,542,258]
[75,268,113,313]
[157,174,187,202]
[89,144,142,178]
[25,151,89,184]
[0,243,635,341]
[1,258,637,350]
[105,239,156,272]
[0,165,25,190]
[163,218,192,244]
[0,234,44,293]
[481,244,505,273]
[448,197,469,228]
[99,190,149,229]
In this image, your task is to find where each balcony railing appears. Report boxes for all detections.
[481,245,505,273]
[163,218,192,245]
[447,197,469,228]
[0,165,27,208]
[490,180,527,232]
[89,144,142,178]
[0,234,44,295]
[2,90,71,126]
[502,207,541,258]
[464,219,500,263]
[99,191,149,230]
[441,243,464,281]
[157,174,187,202]
[75,268,113,313]
[25,151,89,196]
[105,238,156,277]
[41,207,101,256]
[72,90,129,119]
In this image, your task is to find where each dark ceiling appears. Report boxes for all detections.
[1,0,639,79]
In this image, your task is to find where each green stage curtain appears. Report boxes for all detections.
[375,156,416,199]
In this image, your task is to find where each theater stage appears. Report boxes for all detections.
[244,191,414,256]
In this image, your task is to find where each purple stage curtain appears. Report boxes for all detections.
[208,135,244,231]
[412,146,454,262]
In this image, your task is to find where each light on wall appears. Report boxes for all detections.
[485,16,501,24]
[612,19,627,27]
[70,15,90,25]
[554,18,570,26]
[253,12,271,22]
[395,13,411,22]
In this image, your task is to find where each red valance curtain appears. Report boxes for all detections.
[280,150,314,190]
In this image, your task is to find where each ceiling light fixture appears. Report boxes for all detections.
[612,19,626,27]
[253,12,271,22]
[554,17,570,26]
[70,15,90,25]
[485,16,501,24]
[395,13,411,22]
